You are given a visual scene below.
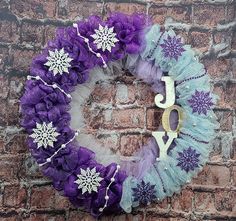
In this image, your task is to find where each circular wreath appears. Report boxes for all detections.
[21,13,218,217]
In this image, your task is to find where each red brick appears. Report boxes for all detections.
[215,190,236,212]
[112,108,145,129]
[11,48,37,72]
[68,211,95,221]
[0,20,20,43]
[232,58,236,79]
[4,134,27,154]
[83,106,104,131]
[6,99,20,125]
[21,22,44,46]
[24,213,65,221]
[213,83,235,110]
[154,198,170,210]
[192,165,231,186]
[0,76,9,99]
[136,83,156,106]
[171,189,193,211]
[232,33,236,50]
[0,100,7,126]
[203,58,230,79]
[0,137,5,153]
[194,191,215,212]
[224,81,236,109]
[0,46,9,71]
[3,185,27,208]
[226,4,236,22]
[0,217,19,221]
[54,191,71,210]
[10,0,57,19]
[43,25,57,46]
[57,1,103,20]
[120,134,142,156]
[232,139,236,160]
[213,32,227,45]
[233,166,236,186]
[0,156,23,181]
[90,83,115,104]
[189,31,210,52]
[150,6,191,24]
[146,108,163,130]
[105,3,146,15]
[31,186,55,209]
[193,5,225,27]
[215,110,233,132]
[97,134,119,151]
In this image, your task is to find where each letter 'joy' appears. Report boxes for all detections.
[152,77,184,160]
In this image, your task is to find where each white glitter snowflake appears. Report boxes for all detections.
[74,167,103,194]
[91,24,119,52]
[30,122,60,149]
[44,48,73,76]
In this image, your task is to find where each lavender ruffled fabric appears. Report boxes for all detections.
[21,13,150,217]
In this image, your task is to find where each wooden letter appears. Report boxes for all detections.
[152,131,177,159]
[154,76,175,109]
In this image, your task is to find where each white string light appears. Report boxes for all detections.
[27,75,72,99]
[98,164,120,213]
[39,130,80,167]
[72,23,107,68]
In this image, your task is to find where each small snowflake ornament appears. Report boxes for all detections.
[188,90,214,115]
[91,24,119,52]
[75,167,103,194]
[160,35,185,60]
[44,48,73,76]
[30,122,60,149]
[177,147,200,173]
[132,180,156,205]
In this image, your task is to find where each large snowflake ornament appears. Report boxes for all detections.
[188,90,214,115]
[91,24,119,52]
[44,48,73,76]
[74,167,103,194]
[30,122,60,149]
[177,147,200,173]
[132,180,156,205]
[160,35,185,60]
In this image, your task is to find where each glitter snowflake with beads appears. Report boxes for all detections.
[177,147,200,173]
[91,24,119,52]
[160,35,185,60]
[44,48,73,76]
[30,122,60,149]
[132,180,156,205]
[74,167,103,194]
[188,90,214,115]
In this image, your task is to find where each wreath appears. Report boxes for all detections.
[20,13,218,217]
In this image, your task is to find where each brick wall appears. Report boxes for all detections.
[0,0,235,220]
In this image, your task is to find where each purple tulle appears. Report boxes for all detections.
[20,13,150,217]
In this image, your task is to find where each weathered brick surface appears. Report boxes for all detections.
[0,0,235,221]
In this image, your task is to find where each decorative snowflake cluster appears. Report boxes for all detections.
[74,167,103,194]
[91,24,119,52]
[44,48,73,76]
[160,35,185,60]
[132,180,156,205]
[188,90,214,115]
[30,122,60,149]
[177,147,200,173]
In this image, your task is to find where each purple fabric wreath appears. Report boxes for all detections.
[20,13,149,217]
